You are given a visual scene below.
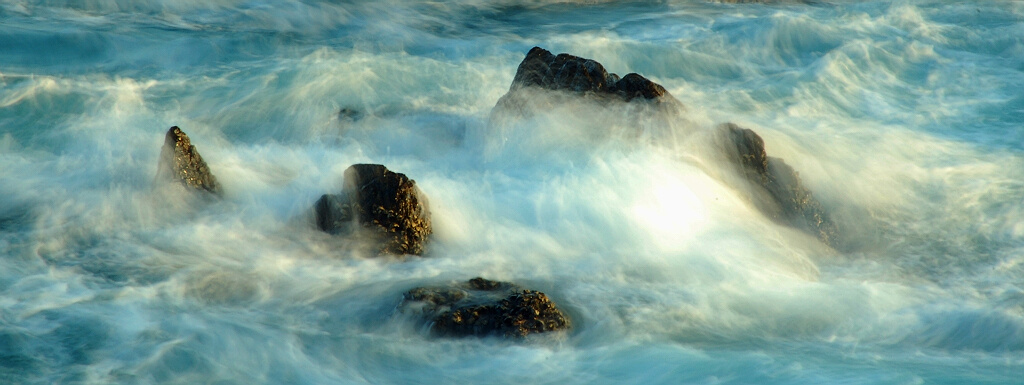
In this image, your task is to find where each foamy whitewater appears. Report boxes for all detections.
[1,0,1022,383]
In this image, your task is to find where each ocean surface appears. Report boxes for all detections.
[1,0,1023,384]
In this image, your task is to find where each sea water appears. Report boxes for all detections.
[1,0,1022,384]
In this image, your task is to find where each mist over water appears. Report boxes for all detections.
[2,0,1023,384]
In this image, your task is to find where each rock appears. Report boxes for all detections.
[313,193,351,233]
[314,164,431,256]
[338,107,363,122]
[401,278,571,338]
[717,123,837,246]
[493,46,684,119]
[509,47,615,94]
[155,126,222,196]
[489,47,839,247]
[508,47,675,103]
[611,72,672,102]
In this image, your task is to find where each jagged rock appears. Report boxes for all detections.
[155,126,221,196]
[313,164,431,255]
[492,46,684,119]
[401,278,571,338]
[717,123,837,246]
[612,72,672,101]
[508,47,676,103]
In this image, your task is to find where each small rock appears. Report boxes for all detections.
[400,278,571,338]
[155,126,221,196]
[338,107,363,122]
[314,164,431,255]
[314,193,352,234]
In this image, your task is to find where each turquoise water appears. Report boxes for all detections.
[1,1,1022,384]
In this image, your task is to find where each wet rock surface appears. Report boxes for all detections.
[508,47,675,103]
[401,278,571,338]
[493,46,684,118]
[155,126,222,196]
[314,164,431,255]
[717,123,837,246]
[313,193,351,233]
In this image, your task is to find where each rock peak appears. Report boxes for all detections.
[314,164,432,256]
[155,126,222,196]
[509,46,677,105]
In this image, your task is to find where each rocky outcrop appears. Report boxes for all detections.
[717,123,837,246]
[489,46,840,247]
[401,278,571,338]
[155,126,222,196]
[508,47,678,104]
[492,47,684,120]
[314,164,431,255]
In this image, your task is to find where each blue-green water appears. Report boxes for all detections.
[1,1,1022,384]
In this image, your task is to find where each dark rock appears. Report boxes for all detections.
[338,107,363,122]
[155,126,221,196]
[717,123,837,246]
[314,164,431,256]
[510,47,616,94]
[466,276,506,291]
[611,72,671,101]
[400,278,571,338]
[314,193,352,233]
[494,46,684,116]
[404,287,467,309]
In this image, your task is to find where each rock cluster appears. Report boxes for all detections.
[147,45,845,343]
[155,126,222,196]
[402,278,571,338]
[151,128,431,255]
[496,46,839,247]
[314,164,432,256]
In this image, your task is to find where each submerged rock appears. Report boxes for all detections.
[314,164,431,255]
[401,278,571,338]
[155,126,222,196]
[338,107,363,122]
[717,123,837,246]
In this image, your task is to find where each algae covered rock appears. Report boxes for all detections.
[401,277,571,338]
[314,164,431,255]
[154,126,222,196]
